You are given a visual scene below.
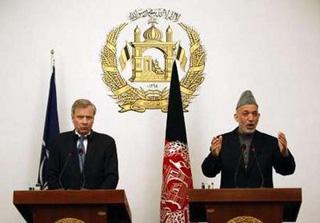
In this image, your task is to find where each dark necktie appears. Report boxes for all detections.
[77,136,86,173]
[239,134,253,169]
[243,146,250,169]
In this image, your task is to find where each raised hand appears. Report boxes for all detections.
[210,136,223,157]
[278,132,289,157]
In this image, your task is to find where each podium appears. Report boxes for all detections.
[13,190,131,223]
[189,188,301,223]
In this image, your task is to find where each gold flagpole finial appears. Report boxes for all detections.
[50,49,55,67]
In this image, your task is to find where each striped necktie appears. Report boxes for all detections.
[77,136,86,173]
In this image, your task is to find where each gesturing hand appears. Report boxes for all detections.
[278,132,289,157]
[210,136,223,157]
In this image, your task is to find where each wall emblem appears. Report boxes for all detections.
[101,8,206,112]
[227,216,263,223]
[54,218,85,223]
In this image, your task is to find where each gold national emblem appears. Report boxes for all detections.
[101,9,206,112]
[54,218,85,223]
[227,216,263,223]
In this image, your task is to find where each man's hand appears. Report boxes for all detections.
[210,136,223,157]
[278,132,289,157]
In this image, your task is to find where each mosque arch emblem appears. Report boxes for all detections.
[101,9,206,112]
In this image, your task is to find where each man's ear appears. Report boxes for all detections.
[234,113,238,122]
[71,114,75,122]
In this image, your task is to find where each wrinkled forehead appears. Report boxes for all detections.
[236,104,259,113]
[72,105,95,116]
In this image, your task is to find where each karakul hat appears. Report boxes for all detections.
[236,90,258,109]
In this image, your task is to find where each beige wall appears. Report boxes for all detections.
[1,0,320,222]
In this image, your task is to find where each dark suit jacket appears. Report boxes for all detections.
[48,130,119,189]
[202,128,295,188]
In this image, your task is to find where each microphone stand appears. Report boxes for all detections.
[234,144,246,188]
[58,152,73,189]
[251,147,265,188]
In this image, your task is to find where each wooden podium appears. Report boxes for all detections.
[13,190,131,223]
[189,188,301,223]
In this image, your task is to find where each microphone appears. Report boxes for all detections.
[251,147,265,188]
[58,152,73,189]
[234,144,246,188]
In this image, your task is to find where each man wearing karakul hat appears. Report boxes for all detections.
[201,90,296,188]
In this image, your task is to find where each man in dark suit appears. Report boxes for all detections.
[48,99,118,189]
[202,90,295,188]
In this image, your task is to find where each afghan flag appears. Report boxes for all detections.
[160,61,193,223]
[37,65,60,190]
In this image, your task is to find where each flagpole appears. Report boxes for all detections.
[50,49,55,67]
[37,49,60,190]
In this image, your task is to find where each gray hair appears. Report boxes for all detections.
[71,99,96,115]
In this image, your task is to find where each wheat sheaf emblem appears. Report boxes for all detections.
[101,9,206,113]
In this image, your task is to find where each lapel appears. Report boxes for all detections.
[231,129,262,174]
[83,131,95,169]
[70,131,82,174]
[246,130,261,174]
[230,128,246,169]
